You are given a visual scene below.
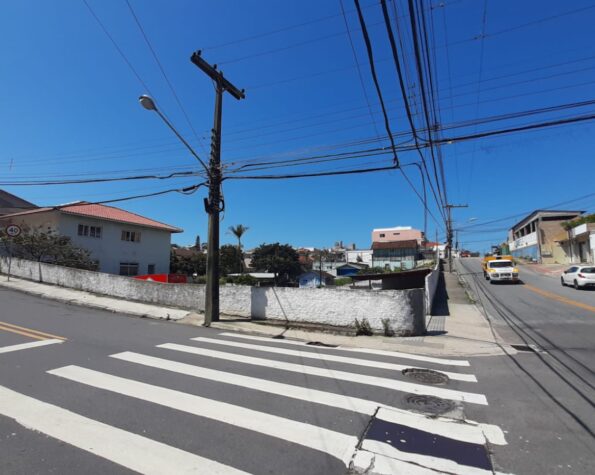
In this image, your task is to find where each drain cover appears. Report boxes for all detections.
[402,368,450,385]
[402,394,456,415]
[511,344,541,352]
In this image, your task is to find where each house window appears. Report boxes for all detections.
[121,230,141,242]
[393,232,400,236]
[119,262,139,276]
[78,224,101,238]
[89,226,101,238]
[379,233,385,237]
[147,264,155,274]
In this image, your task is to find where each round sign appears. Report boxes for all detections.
[6,224,21,237]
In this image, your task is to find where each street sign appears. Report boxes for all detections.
[6,224,21,238]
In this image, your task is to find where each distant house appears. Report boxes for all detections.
[0,190,37,216]
[371,239,419,271]
[0,201,182,275]
[335,262,368,276]
[345,248,373,266]
[298,270,335,288]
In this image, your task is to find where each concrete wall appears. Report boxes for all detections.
[0,257,425,335]
[424,263,440,316]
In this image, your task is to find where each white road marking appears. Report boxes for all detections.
[111,351,381,415]
[159,343,488,405]
[351,449,444,475]
[192,337,476,382]
[218,332,471,367]
[0,338,63,354]
[0,384,248,475]
[375,407,506,446]
[48,365,358,466]
[362,439,495,475]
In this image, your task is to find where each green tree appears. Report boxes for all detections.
[220,244,242,275]
[228,224,249,272]
[0,225,97,271]
[251,243,302,285]
[170,248,206,275]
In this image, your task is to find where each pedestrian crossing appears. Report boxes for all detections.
[0,331,510,475]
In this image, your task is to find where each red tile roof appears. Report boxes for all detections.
[1,202,182,233]
[371,239,419,250]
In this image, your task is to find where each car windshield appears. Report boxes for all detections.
[580,267,595,273]
[490,261,513,268]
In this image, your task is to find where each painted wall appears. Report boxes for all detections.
[372,227,423,244]
[59,214,171,274]
[424,263,440,316]
[0,257,426,335]
[345,249,373,265]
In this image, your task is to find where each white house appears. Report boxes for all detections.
[0,201,182,275]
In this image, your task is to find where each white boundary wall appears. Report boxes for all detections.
[424,262,440,315]
[0,257,425,335]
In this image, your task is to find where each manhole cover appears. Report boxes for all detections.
[306,341,338,348]
[402,368,450,385]
[402,394,456,415]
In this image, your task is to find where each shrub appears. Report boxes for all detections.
[334,277,352,286]
[354,318,374,336]
[381,318,395,337]
[226,274,258,286]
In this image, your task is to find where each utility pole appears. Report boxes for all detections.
[444,204,468,272]
[191,50,245,326]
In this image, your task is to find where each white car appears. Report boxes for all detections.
[561,265,595,289]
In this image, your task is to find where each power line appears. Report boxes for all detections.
[125,0,209,155]
[339,0,381,139]
[82,0,155,97]
[0,170,204,187]
[352,0,399,164]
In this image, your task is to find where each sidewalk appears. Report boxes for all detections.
[0,273,510,358]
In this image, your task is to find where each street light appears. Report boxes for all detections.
[139,95,157,111]
[138,95,209,175]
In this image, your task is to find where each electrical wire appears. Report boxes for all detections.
[352,0,399,165]
[125,0,209,155]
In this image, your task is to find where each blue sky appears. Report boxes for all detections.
[1,0,594,253]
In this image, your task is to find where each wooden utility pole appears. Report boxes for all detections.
[444,204,468,272]
[191,51,245,326]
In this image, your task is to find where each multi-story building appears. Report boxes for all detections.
[371,240,419,271]
[508,210,583,264]
[0,201,182,275]
[372,226,423,244]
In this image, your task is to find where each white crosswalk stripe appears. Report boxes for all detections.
[48,365,358,466]
[217,332,471,366]
[159,342,489,405]
[0,384,248,475]
[4,332,508,474]
[191,336,478,382]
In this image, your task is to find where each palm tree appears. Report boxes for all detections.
[228,224,249,272]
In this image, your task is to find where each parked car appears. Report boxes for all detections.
[561,265,595,289]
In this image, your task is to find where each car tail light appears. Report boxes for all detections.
[578,273,585,278]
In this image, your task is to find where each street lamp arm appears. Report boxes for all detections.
[139,95,210,176]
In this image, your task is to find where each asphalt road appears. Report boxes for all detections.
[1,285,504,475]
[456,257,595,475]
